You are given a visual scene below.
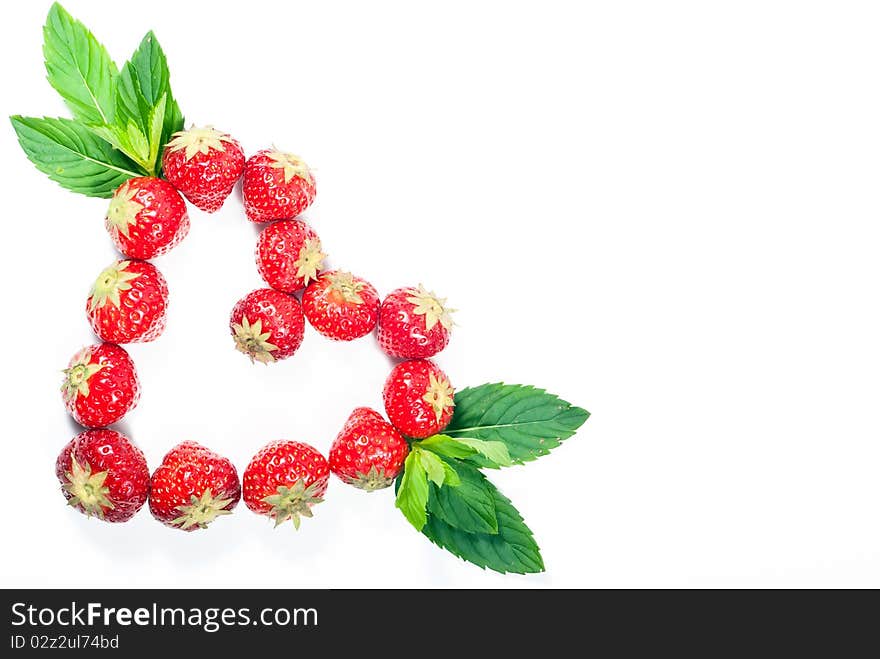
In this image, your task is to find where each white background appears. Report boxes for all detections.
[1,0,878,588]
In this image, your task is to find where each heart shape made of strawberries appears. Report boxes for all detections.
[60,131,457,534]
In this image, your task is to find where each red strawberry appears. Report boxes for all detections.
[230,288,305,363]
[329,407,409,490]
[86,259,168,344]
[62,344,140,428]
[243,148,316,223]
[105,176,189,259]
[383,359,455,439]
[255,219,326,292]
[302,271,380,341]
[149,441,240,531]
[376,285,455,359]
[243,440,329,528]
[56,429,150,522]
[162,126,245,212]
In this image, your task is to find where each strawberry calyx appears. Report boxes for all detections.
[63,457,113,518]
[266,149,313,185]
[326,271,365,305]
[349,465,393,492]
[171,488,234,530]
[294,238,326,286]
[406,285,456,332]
[232,316,279,364]
[166,125,234,161]
[89,261,141,311]
[261,480,324,529]
[423,371,455,423]
[61,348,104,402]
[105,182,144,239]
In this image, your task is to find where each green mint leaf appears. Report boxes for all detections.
[441,462,461,487]
[146,93,167,169]
[42,3,117,125]
[444,384,589,466]
[128,31,184,151]
[10,115,140,198]
[395,451,429,531]
[419,434,512,469]
[89,122,150,172]
[115,61,150,137]
[125,122,150,163]
[427,460,497,535]
[418,434,476,460]
[108,32,183,175]
[161,96,185,173]
[89,123,131,156]
[130,31,166,105]
[416,448,447,488]
[422,469,544,574]
[454,437,512,467]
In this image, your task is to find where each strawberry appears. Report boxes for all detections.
[376,285,455,359]
[255,219,326,292]
[162,125,245,212]
[149,441,240,531]
[86,259,168,344]
[302,271,380,341]
[243,440,329,528]
[62,344,140,428]
[230,288,305,363]
[105,176,190,259]
[383,359,455,439]
[243,148,316,223]
[329,407,409,490]
[56,429,150,522]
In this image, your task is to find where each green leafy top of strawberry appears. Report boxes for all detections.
[406,284,455,331]
[89,261,141,311]
[171,489,235,530]
[262,481,325,530]
[423,371,455,423]
[294,238,326,286]
[63,456,113,518]
[105,182,144,238]
[266,149,313,184]
[325,271,367,305]
[231,316,280,364]
[349,465,394,492]
[61,348,104,402]
[166,125,235,161]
